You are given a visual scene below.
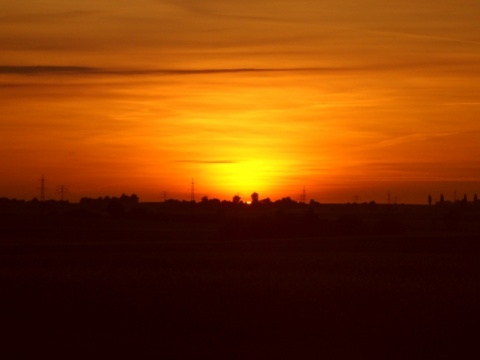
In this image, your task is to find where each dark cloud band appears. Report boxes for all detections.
[0,65,338,76]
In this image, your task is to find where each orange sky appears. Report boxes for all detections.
[1,1,480,203]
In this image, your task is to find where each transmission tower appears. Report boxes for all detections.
[38,174,46,201]
[191,179,195,202]
[56,185,69,201]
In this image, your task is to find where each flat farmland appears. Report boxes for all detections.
[1,230,480,359]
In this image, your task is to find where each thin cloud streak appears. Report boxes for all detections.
[0,10,101,23]
[174,160,238,164]
[364,28,480,46]
[359,133,454,150]
[0,65,345,76]
[2,59,478,77]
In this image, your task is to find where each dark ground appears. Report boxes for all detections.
[1,201,480,358]
[2,233,480,359]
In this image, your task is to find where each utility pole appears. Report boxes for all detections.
[301,186,306,203]
[38,174,46,201]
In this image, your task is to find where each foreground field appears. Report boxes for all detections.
[1,232,480,359]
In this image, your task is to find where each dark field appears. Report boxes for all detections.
[2,232,480,359]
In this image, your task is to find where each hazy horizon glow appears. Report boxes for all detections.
[1,1,480,203]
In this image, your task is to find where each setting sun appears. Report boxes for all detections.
[205,159,284,198]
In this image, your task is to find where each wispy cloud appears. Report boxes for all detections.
[364,28,480,46]
[174,160,237,164]
[0,10,102,23]
[360,132,455,150]
[0,66,97,75]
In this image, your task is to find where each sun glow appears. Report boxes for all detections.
[206,159,282,197]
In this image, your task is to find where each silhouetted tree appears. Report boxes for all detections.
[120,193,139,205]
[277,197,295,206]
[232,195,241,204]
[130,194,139,204]
[251,192,259,204]
[474,194,478,203]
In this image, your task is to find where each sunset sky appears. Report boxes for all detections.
[1,0,480,203]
